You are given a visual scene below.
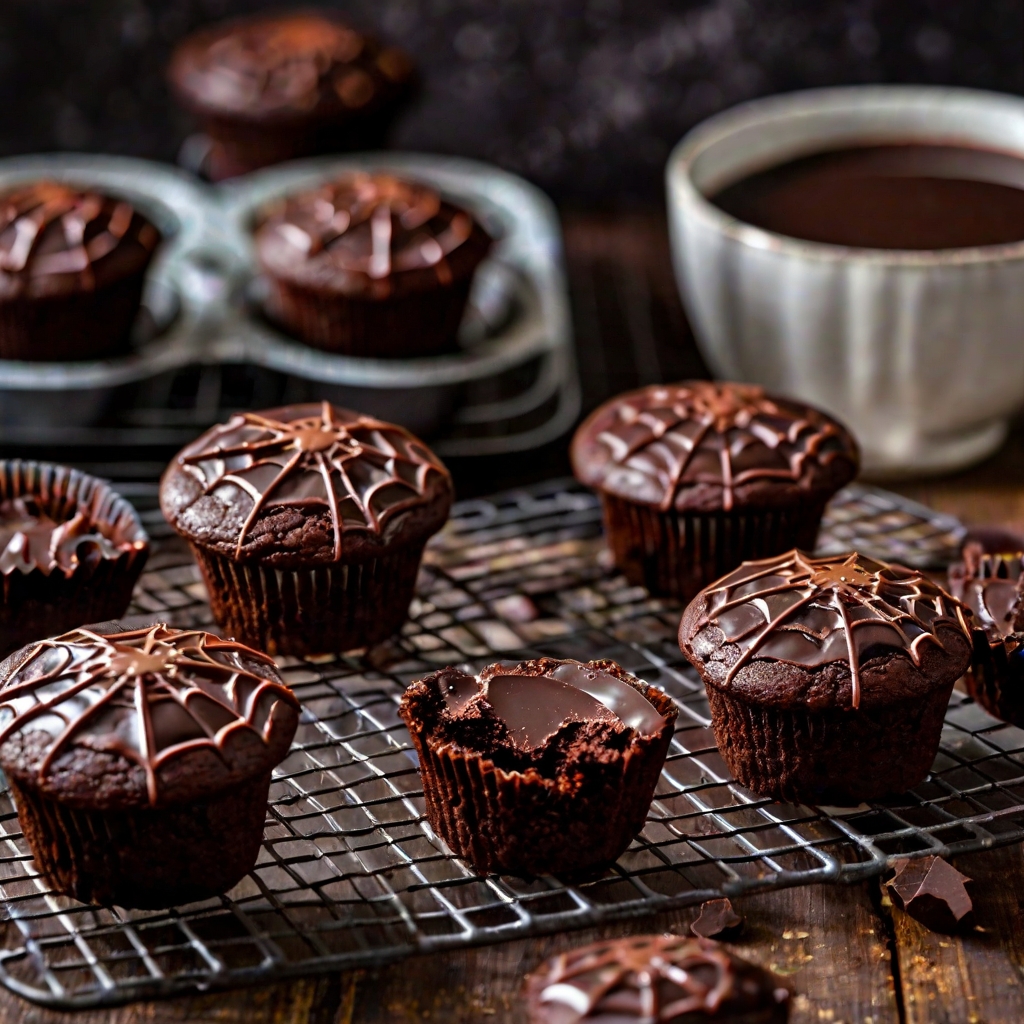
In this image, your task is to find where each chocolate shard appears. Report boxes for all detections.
[887,856,974,933]
[690,897,744,939]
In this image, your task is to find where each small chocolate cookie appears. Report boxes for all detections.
[255,173,492,357]
[0,623,299,908]
[525,934,791,1022]
[571,382,859,603]
[679,550,972,804]
[399,657,676,877]
[0,182,160,360]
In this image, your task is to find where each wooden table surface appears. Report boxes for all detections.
[5,214,1024,1023]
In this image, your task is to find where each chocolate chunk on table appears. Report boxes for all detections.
[887,856,974,933]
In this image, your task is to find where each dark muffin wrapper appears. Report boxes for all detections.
[706,682,955,805]
[600,494,828,604]
[191,539,428,656]
[402,677,677,878]
[0,259,151,363]
[10,771,271,908]
[0,460,149,658]
[964,628,1024,726]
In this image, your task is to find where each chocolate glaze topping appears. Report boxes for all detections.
[530,934,789,1021]
[256,174,484,293]
[170,13,412,119]
[949,545,1024,640]
[0,624,298,806]
[168,401,450,560]
[441,660,668,748]
[0,182,159,299]
[571,382,858,512]
[694,550,971,708]
[0,497,124,576]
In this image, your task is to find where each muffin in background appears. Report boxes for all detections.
[160,401,453,655]
[0,460,149,657]
[0,624,299,908]
[168,12,414,180]
[255,173,493,358]
[949,538,1024,725]
[679,550,972,804]
[571,381,859,604]
[399,657,676,877]
[0,182,160,361]
[525,934,791,1023]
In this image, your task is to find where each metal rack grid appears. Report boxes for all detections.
[0,478,1014,1011]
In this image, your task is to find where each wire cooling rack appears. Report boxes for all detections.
[0,478,1015,1010]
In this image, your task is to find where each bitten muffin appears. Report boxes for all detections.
[160,401,453,655]
[571,382,859,603]
[0,182,161,361]
[0,460,149,657]
[168,12,414,180]
[0,623,299,908]
[679,550,972,804]
[949,539,1024,724]
[526,934,791,1023]
[399,657,677,877]
[254,173,493,358]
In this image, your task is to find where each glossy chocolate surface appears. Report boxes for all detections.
[571,382,857,512]
[441,660,668,748]
[696,550,971,708]
[0,182,159,298]
[171,401,450,560]
[711,144,1024,250]
[529,934,789,1022]
[0,624,298,805]
[170,13,412,119]
[949,546,1024,640]
[256,174,486,292]
[0,497,123,576]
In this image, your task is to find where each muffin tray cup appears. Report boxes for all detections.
[0,477,1018,1012]
[0,153,579,451]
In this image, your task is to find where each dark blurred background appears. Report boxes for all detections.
[0,0,1021,207]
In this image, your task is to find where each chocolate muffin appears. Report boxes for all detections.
[0,182,161,361]
[0,460,149,657]
[526,934,791,1023]
[571,382,859,603]
[168,12,414,180]
[0,623,300,908]
[255,173,493,358]
[949,539,1024,724]
[399,657,677,877]
[679,550,972,804]
[160,401,453,656]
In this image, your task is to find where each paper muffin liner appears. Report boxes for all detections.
[10,771,271,908]
[705,683,955,805]
[0,269,149,362]
[191,540,428,656]
[402,680,677,878]
[963,629,1024,726]
[262,272,478,359]
[599,494,829,604]
[0,460,149,657]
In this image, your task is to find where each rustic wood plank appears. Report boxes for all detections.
[888,844,1024,1024]
[347,880,898,1024]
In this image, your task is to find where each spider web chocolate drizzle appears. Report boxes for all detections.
[537,935,737,1020]
[177,401,448,559]
[0,182,154,285]
[592,382,852,511]
[261,174,474,281]
[700,551,972,708]
[0,624,298,806]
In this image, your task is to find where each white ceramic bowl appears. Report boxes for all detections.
[666,86,1024,476]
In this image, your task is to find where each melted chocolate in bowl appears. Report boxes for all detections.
[710,144,1024,250]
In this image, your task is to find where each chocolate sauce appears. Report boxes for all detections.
[0,497,121,576]
[949,549,1024,639]
[711,144,1024,250]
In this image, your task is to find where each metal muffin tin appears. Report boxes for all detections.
[0,153,578,453]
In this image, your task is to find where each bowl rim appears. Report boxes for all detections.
[666,84,1024,267]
